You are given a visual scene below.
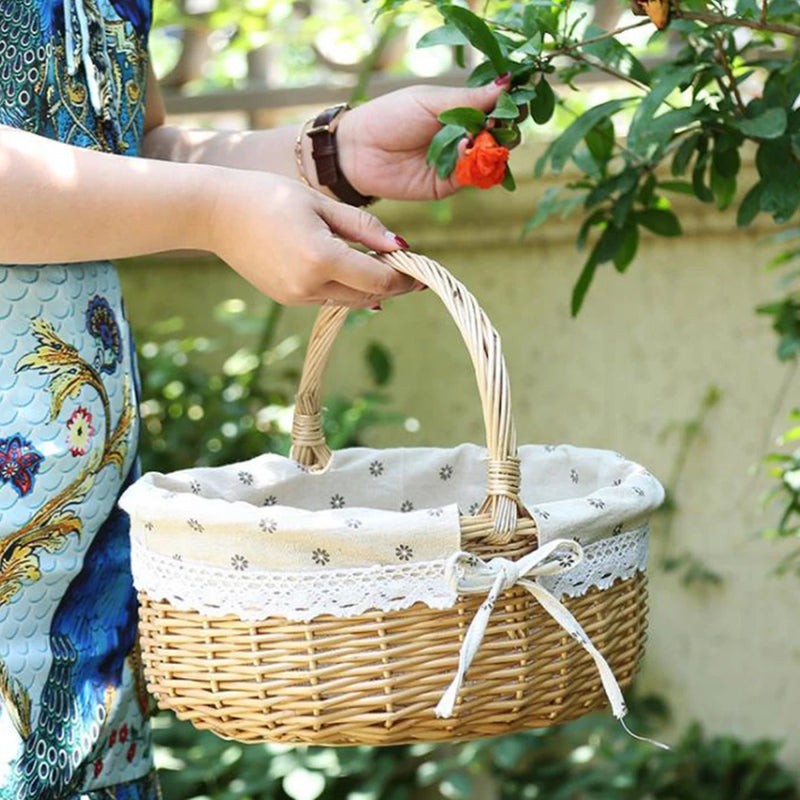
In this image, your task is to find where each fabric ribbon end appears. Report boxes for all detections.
[618,715,671,751]
[434,682,459,719]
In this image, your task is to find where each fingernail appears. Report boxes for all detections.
[370,303,382,311]
[494,72,511,86]
[394,234,410,249]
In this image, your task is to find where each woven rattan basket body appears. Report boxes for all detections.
[135,251,651,745]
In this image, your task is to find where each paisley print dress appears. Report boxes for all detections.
[0,0,159,797]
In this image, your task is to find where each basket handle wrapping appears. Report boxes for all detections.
[290,250,522,541]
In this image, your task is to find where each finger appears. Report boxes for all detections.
[317,282,381,309]
[317,199,411,253]
[324,239,417,298]
[418,74,512,116]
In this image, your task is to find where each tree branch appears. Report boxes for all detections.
[674,9,800,38]
[714,33,747,115]
[567,49,650,92]
[547,18,651,58]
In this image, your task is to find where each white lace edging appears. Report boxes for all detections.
[131,546,457,621]
[131,526,649,622]
[537,526,649,598]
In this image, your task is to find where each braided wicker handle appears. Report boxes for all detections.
[290,250,523,539]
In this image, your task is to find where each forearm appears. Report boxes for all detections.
[0,126,221,264]
[141,122,336,198]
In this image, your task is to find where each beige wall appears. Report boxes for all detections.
[119,145,800,764]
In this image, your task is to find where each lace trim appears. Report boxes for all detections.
[538,526,649,598]
[131,527,649,622]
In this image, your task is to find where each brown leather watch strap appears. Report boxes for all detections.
[306,104,375,207]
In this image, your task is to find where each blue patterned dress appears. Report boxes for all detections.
[0,0,158,797]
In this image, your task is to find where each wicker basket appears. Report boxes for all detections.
[130,251,658,745]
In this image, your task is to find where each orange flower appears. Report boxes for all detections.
[454,130,510,190]
[638,0,670,29]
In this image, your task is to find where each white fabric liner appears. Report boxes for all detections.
[121,442,663,618]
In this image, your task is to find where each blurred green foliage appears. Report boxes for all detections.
[135,298,405,474]
[150,695,799,799]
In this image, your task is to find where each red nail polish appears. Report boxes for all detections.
[370,303,382,311]
[494,72,512,86]
[394,234,410,249]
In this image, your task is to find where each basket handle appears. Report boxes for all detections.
[290,250,522,540]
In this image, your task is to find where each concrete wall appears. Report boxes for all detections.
[118,144,800,764]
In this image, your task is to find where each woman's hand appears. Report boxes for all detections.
[334,77,511,202]
[208,169,417,308]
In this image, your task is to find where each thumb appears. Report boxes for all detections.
[317,199,410,252]
[452,73,512,113]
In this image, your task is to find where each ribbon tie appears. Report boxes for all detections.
[435,538,668,749]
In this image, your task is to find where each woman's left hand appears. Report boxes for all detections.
[335,78,512,202]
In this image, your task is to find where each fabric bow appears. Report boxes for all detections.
[435,537,668,749]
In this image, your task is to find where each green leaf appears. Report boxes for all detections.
[637,106,702,154]
[792,133,800,160]
[712,142,741,178]
[523,4,559,37]
[426,124,465,166]
[466,60,497,88]
[580,24,650,86]
[522,187,584,236]
[711,167,736,211]
[585,117,615,162]
[529,77,555,124]
[594,223,624,264]
[501,166,516,191]
[671,131,702,176]
[535,98,631,176]
[417,24,469,49]
[635,209,682,236]
[572,144,603,180]
[491,126,521,146]
[638,172,656,206]
[756,139,800,223]
[437,107,486,134]
[510,87,538,103]
[489,91,520,119]
[576,209,607,250]
[613,222,639,272]
[658,180,695,196]
[521,4,540,36]
[732,107,788,139]
[440,5,508,75]
[692,147,714,203]
[737,182,763,227]
[584,167,638,210]
[366,342,392,386]
[434,136,462,179]
[571,253,598,317]
[628,65,695,154]
[612,186,637,228]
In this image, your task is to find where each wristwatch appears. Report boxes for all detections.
[306,103,375,207]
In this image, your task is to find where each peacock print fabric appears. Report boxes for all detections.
[0,0,158,797]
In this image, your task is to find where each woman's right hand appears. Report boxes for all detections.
[207,170,417,308]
